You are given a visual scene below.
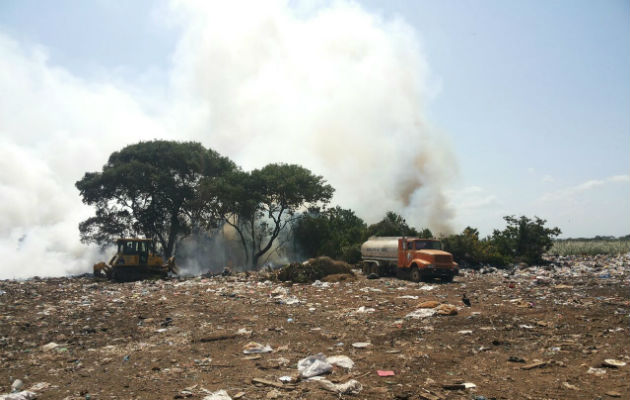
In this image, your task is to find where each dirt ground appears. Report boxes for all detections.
[1,257,628,400]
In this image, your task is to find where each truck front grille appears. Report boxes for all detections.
[435,255,452,264]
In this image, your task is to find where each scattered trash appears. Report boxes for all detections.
[587,367,607,376]
[326,355,354,369]
[562,382,579,390]
[41,342,59,351]
[521,360,547,370]
[297,353,333,378]
[442,382,476,390]
[276,257,354,283]
[202,390,232,400]
[11,380,23,392]
[351,342,371,349]
[366,273,379,280]
[243,342,273,354]
[236,328,252,336]
[405,308,436,319]
[457,330,473,335]
[508,356,526,363]
[310,377,363,394]
[418,300,440,308]
[376,370,395,376]
[355,306,375,313]
[278,376,293,383]
[0,392,37,400]
[436,303,458,315]
[602,359,626,368]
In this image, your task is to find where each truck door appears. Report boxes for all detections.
[397,239,407,268]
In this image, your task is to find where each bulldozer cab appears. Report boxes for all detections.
[117,238,151,265]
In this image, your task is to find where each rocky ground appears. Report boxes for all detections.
[1,255,629,400]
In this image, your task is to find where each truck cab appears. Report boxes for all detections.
[398,238,458,282]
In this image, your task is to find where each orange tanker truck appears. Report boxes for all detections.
[360,237,458,282]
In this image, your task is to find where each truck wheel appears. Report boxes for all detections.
[410,267,421,283]
[363,263,372,275]
[442,274,454,283]
[370,263,379,276]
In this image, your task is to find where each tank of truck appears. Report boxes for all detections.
[360,237,401,261]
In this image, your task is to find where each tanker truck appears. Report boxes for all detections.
[360,237,458,282]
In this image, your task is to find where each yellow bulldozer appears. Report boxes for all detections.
[93,238,178,282]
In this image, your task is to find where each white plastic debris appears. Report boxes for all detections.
[236,328,252,336]
[326,355,354,369]
[297,353,333,378]
[458,330,473,335]
[11,380,23,391]
[405,308,437,319]
[311,280,330,288]
[603,359,626,368]
[41,342,59,351]
[351,342,371,349]
[243,342,273,354]
[0,392,37,400]
[202,390,232,400]
[315,378,363,394]
[355,306,375,313]
[587,367,607,376]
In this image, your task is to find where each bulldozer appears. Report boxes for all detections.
[93,238,178,282]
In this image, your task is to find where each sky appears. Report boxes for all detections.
[0,0,628,278]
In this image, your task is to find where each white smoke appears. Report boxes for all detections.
[0,1,455,279]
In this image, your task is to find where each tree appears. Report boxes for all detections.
[76,140,236,257]
[491,215,561,265]
[366,211,419,237]
[293,206,367,263]
[211,163,334,268]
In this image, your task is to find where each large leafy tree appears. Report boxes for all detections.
[76,140,236,257]
[211,163,334,268]
[491,215,561,265]
[293,206,367,263]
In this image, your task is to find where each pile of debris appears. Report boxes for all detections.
[275,256,354,283]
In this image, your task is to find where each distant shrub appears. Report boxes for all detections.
[443,216,561,267]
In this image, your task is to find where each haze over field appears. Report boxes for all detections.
[0,0,628,279]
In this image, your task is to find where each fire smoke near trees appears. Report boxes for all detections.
[0,1,455,279]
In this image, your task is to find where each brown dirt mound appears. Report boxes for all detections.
[276,256,354,283]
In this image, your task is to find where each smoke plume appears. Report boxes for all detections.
[0,1,456,279]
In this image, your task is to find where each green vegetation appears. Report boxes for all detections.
[75,141,236,257]
[77,141,332,266]
[550,239,630,256]
[442,216,561,267]
[208,163,334,267]
[78,140,621,270]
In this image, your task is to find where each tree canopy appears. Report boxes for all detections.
[76,140,235,257]
[210,163,335,267]
[293,206,367,263]
[491,215,561,265]
[365,211,432,238]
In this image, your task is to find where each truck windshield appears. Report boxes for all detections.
[414,240,442,250]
